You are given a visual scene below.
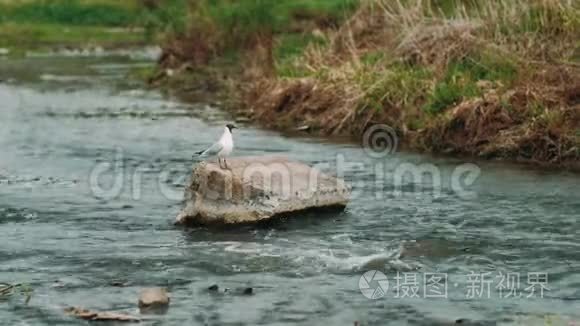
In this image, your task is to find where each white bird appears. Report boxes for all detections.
[194,124,237,169]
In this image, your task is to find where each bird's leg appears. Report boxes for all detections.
[218,158,223,169]
[224,158,229,170]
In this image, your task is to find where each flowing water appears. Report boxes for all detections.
[0,54,579,326]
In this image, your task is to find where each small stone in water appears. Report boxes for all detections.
[208,284,219,292]
[110,280,128,287]
[64,307,140,323]
[242,287,253,295]
[138,288,170,313]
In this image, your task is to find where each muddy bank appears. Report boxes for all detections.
[240,65,580,169]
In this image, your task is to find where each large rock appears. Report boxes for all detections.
[138,288,170,313]
[176,156,350,225]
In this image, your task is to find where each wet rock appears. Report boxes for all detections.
[177,156,350,225]
[206,284,254,296]
[208,284,219,292]
[360,254,392,271]
[110,280,129,287]
[138,288,170,313]
[400,239,459,258]
[423,318,496,326]
[64,307,140,323]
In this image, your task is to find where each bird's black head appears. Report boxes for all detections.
[226,124,237,132]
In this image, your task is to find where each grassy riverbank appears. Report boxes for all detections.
[156,0,580,167]
[241,0,579,167]
[0,0,189,54]
[179,0,580,167]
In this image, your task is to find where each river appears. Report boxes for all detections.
[1,54,579,326]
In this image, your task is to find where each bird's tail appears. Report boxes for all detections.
[195,150,204,155]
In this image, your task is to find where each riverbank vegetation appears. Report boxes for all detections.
[0,0,189,53]
[157,0,580,167]
[157,0,357,69]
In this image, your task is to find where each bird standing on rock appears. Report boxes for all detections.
[194,124,237,169]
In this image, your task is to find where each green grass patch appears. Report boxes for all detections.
[276,63,312,78]
[424,53,518,113]
[140,0,190,39]
[573,45,580,62]
[361,62,432,111]
[0,0,142,27]
[425,76,479,114]
[198,0,357,44]
[464,54,519,84]
[275,33,327,78]
[276,33,326,61]
[0,0,153,52]
[206,0,280,38]
[0,22,145,51]
[275,0,358,23]
[361,51,389,66]
[526,100,547,118]
[204,0,357,31]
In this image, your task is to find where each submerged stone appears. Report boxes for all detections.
[138,288,170,313]
[208,284,219,292]
[176,156,350,225]
[64,307,140,323]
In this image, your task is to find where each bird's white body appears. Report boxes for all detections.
[196,125,236,169]
[217,127,233,159]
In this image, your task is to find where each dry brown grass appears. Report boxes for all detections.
[239,0,580,166]
[422,64,580,161]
